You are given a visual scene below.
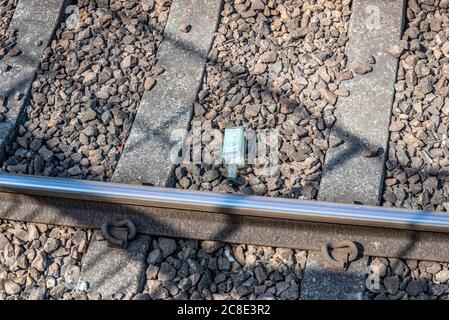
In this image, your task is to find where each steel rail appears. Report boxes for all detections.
[0,173,449,233]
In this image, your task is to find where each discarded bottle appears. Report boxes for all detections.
[222,126,246,180]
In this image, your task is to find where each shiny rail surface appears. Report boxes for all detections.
[0,173,449,233]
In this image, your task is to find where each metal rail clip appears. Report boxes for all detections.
[321,240,359,270]
[101,219,136,249]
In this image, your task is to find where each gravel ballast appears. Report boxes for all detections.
[0,222,307,300]
[3,218,449,300]
[365,256,449,300]
[382,1,449,211]
[1,0,171,181]
[173,0,352,200]
[0,0,17,60]
[0,220,92,300]
[142,237,306,300]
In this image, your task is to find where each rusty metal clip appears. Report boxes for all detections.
[321,240,359,270]
[101,219,136,249]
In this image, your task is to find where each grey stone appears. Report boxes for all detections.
[197,273,212,290]
[4,280,21,295]
[121,55,137,69]
[254,266,268,285]
[145,264,159,280]
[431,283,448,296]
[384,275,400,295]
[435,269,449,283]
[279,97,297,114]
[203,170,219,182]
[406,279,427,296]
[390,258,409,277]
[43,238,59,254]
[351,60,373,74]
[158,262,177,281]
[201,240,224,254]
[361,147,381,158]
[387,45,403,58]
[148,285,169,300]
[82,72,97,86]
[31,251,47,272]
[49,283,66,299]
[258,292,276,300]
[147,248,163,265]
[259,51,277,63]
[28,287,46,300]
[253,63,266,74]
[80,108,97,123]
[132,293,150,300]
[179,23,192,33]
[280,282,299,300]
[159,238,177,258]
[0,233,9,249]
[178,277,192,291]
[329,137,344,148]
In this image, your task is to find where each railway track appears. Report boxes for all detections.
[0,0,449,300]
